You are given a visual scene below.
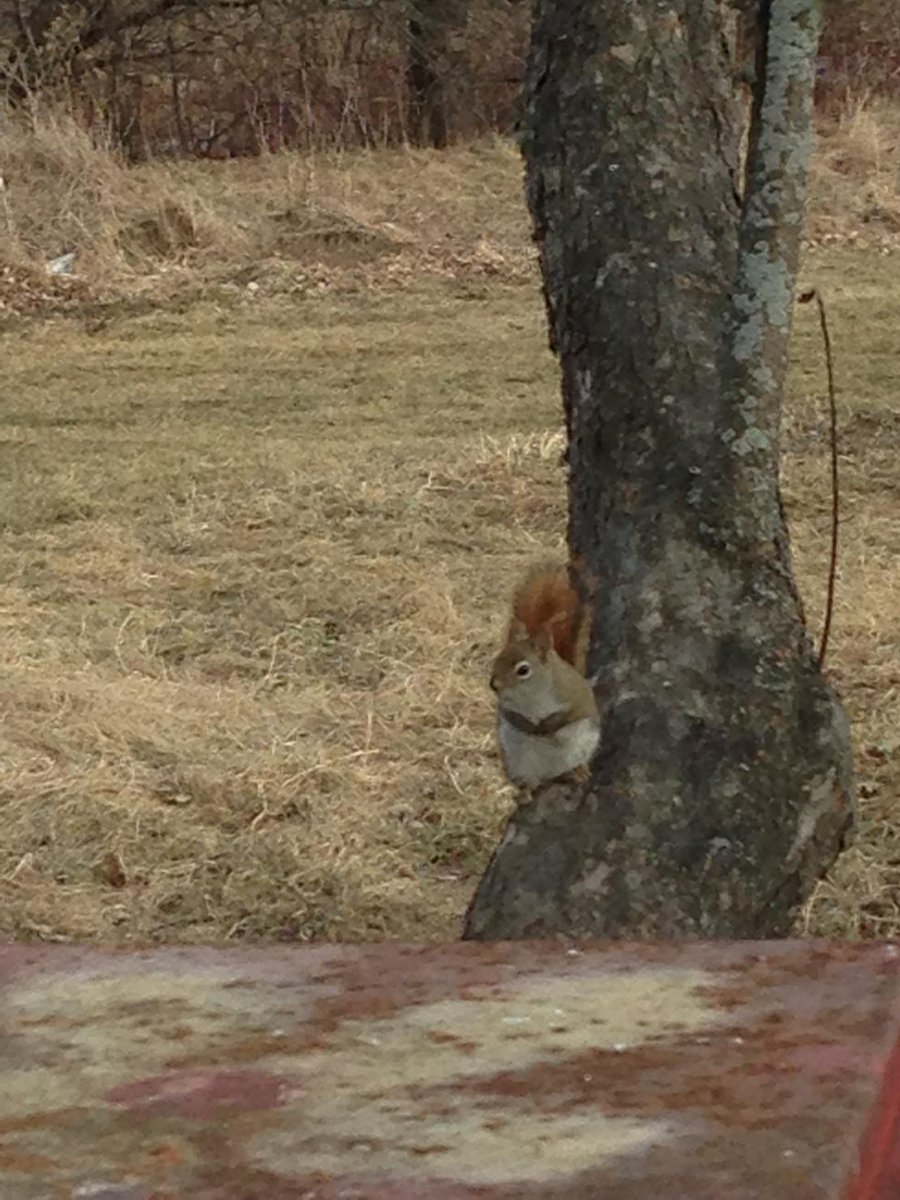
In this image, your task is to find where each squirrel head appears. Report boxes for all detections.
[489,618,561,709]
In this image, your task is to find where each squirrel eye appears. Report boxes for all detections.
[515,661,532,679]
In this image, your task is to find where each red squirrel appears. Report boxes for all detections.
[489,561,600,790]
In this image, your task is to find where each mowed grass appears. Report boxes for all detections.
[0,248,898,944]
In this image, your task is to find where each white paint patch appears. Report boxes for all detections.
[249,967,723,1184]
[3,963,725,1188]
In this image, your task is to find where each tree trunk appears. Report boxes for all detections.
[406,0,472,148]
[106,49,146,163]
[464,0,855,941]
[167,31,192,156]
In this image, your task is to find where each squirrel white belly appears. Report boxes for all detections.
[489,560,601,789]
[497,713,600,789]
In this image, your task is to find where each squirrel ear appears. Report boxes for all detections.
[533,623,553,654]
[538,610,566,656]
[507,617,528,642]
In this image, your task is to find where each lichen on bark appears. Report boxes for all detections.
[723,0,823,543]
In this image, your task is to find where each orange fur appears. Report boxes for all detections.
[506,560,590,669]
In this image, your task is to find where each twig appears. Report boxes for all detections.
[798,287,839,667]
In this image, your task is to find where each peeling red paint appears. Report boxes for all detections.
[107,1069,301,1117]
[843,1025,900,1200]
[0,940,898,1198]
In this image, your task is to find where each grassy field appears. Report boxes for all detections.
[1,126,899,945]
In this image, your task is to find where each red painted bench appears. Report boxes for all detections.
[1,940,898,1198]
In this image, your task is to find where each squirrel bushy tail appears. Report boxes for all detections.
[507,559,592,672]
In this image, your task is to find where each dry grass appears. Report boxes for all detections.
[0,113,532,313]
[786,251,900,937]
[0,105,898,946]
[807,96,900,249]
[0,286,567,943]
[1,98,898,318]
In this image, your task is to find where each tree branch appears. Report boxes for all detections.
[723,0,823,544]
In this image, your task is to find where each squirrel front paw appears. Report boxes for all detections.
[512,782,535,806]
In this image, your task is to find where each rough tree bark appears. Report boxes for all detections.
[464,0,856,940]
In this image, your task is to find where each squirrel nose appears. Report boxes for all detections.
[489,675,498,692]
